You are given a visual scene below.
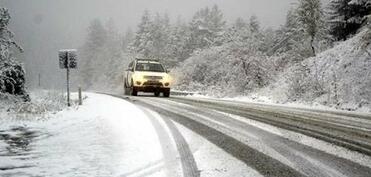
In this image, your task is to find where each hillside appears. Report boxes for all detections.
[257,28,371,112]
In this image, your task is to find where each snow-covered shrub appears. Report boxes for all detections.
[174,34,275,97]
[5,90,68,118]
[0,62,29,100]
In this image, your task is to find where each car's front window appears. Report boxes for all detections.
[135,62,165,72]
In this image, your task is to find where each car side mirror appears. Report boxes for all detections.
[166,69,170,73]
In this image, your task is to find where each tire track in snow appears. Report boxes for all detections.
[160,116,200,177]
[105,94,199,177]
[140,107,200,177]
[132,98,305,177]
[168,97,371,156]
[139,107,181,177]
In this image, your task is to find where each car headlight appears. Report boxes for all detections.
[162,74,172,84]
[133,73,145,82]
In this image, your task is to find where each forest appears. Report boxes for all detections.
[1,0,370,111]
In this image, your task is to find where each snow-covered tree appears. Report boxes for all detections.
[79,19,108,88]
[121,28,134,52]
[297,0,324,56]
[188,5,226,50]
[129,10,153,57]
[78,18,133,91]
[166,17,192,63]
[84,19,107,52]
[234,17,248,30]
[150,13,171,59]
[270,8,313,64]
[129,11,180,67]
[327,0,371,41]
[0,7,28,100]
[249,15,260,34]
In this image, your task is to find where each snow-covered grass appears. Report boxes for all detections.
[0,90,78,120]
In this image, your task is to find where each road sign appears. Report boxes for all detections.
[59,49,77,69]
[59,49,78,107]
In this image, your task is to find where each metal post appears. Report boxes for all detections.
[78,87,82,105]
[38,73,41,87]
[66,52,71,107]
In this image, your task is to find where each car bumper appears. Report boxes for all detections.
[134,86,170,93]
[133,80,171,91]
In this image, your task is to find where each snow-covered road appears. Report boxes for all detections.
[1,93,371,177]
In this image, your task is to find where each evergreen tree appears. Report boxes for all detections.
[167,17,192,63]
[85,19,107,52]
[122,28,134,52]
[234,17,247,30]
[188,5,226,50]
[249,15,260,33]
[209,5,226,35]
[150,13,171,59]
[0,7,28,100]
[270,8,314,63]
[327,0,371,40]
[129,10,153,57]
[79,19,108,88]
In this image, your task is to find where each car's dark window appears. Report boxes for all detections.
[135,62,165,72]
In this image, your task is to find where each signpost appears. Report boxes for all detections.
[59,49,77,107]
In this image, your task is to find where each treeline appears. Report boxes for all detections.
[78,0,370,96]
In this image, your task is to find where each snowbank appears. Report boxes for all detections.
[0,93,167,177]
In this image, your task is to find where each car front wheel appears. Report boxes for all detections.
[163,90,170,97]
[154,91,160,97]
[131,87,138,96]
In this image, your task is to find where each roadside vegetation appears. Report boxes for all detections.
[0,90,69,120]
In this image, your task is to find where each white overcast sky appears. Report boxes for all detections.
[2,0,302,55]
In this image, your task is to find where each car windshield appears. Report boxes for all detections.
[135,62,165,72]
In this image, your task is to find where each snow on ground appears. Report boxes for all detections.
[1,92,263,177]
[0,93,167,177]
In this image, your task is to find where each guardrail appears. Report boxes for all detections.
[170,90,198,96]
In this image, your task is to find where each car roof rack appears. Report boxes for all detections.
[135,58,160,62]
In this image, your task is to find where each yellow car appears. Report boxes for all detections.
[124,59,172,97]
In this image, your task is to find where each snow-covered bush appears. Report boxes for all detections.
[174,32,275,97]
[3,90,69,119]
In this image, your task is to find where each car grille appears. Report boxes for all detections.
[143,81,163,87]
[144,76,163,80]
